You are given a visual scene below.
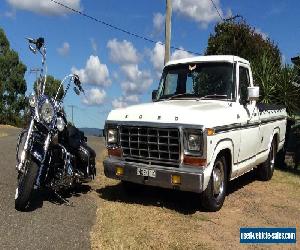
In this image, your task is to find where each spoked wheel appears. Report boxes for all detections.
[201,156,227,212]
[256,139,276,181]
[15,159,39,211]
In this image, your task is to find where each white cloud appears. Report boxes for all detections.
[125,95,139,102]
[83,88,106,105]
[120,66,152,95]
[71,55,111,86]
[254,28,268,40]
[172,0,227,28]
[3,9,16,18]
[112,95,139,109]
[112,97,128,109]
[107,38,153,108]
[90,38,97,54]
[153,12,165,34]
[107,39,139,64]
[57,42,70,56]
[149,42,165,77]
[149,42,194,77]
[7,0,81,15]
[171,48,194,60]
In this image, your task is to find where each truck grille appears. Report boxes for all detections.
[120,125,180,165]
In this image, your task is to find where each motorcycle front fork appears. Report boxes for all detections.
[16,119,34,172]
[35,134,51,188]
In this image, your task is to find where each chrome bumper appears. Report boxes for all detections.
[103,157,204,193]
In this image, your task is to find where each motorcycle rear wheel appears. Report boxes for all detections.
[15,159,39,211]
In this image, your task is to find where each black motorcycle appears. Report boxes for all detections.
[15,37,96,211]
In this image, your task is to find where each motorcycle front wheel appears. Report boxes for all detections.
[15,159,39,211]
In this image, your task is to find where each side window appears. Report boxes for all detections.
[163,73,178,95]
[239,66,250,104]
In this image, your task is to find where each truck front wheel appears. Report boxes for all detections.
[200,156,227,212]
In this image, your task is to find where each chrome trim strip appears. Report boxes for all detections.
[214,116,286,134]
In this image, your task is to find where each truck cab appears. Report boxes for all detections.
[103,55,287,211]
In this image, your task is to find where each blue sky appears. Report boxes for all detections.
[0,0,299,128]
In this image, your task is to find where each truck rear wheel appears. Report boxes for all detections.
[256,139,276,181]
[200,155,227,212]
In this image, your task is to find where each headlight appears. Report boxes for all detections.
[41,99,54,124]
[184,130,203,154]
[29,93,37,107]
[107,128,118,144]
[56,117,65,132]
[188,134,201,151]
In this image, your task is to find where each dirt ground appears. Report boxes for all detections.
[90,151,299,250]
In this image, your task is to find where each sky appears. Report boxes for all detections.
[0,0,299,129]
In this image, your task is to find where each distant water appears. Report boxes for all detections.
[79,128,104,137]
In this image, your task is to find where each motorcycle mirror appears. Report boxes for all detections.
[73,87,80,95]
[29,44,37,54]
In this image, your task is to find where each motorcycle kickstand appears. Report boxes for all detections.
[53,190,74,207]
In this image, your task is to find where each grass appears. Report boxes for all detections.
[90,150,300,250]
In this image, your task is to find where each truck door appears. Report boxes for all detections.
[237,63,260,169]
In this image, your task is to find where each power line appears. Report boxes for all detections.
[49,0,201,56]
[209,0,224,22]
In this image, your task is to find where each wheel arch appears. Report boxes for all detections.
[203,139,234,190]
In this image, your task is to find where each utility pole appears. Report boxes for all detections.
[68,105,75,124]
[164,0,172,65]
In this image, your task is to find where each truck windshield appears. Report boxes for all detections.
[156,62,235,101]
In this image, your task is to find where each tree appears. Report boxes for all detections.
[206,18,300,117]
[0,28,27,126]
[206,18,281,70]
[34,75,64,101]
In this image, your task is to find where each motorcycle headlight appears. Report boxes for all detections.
[41,99,54,124]
[107,128,118,144]
[56,117,65,132]
[29,93,37,108]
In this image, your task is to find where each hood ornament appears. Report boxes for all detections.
[189,64,196,71]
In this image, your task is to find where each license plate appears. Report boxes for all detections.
[137,167,156,178]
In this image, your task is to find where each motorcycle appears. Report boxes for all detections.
[15,37,96,211]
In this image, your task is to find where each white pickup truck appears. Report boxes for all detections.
[103,55,287,211]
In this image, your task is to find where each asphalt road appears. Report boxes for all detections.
[0,128,104,249]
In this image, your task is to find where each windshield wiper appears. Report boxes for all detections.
[199,94,228,100]
[167,93,196,100]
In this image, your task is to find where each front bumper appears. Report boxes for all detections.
[103,157,204,193]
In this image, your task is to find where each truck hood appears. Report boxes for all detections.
[107,100,238,127]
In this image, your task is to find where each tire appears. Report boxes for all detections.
[200,156,227,212]
[256,139,276,181]
[275,148,286,169]
[15,159,39,211]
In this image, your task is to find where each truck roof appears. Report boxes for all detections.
[165,55,250,67]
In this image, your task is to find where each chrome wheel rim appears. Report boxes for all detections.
[213,161,224,197]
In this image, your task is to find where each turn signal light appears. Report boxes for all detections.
[171,175,181,185]
[206,128,215,136]
[183,156,206,167]
[108,148,122,157]
[116,166,124,176]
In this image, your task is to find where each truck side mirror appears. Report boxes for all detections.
[248,86,259,101]
[152,90,158,101]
